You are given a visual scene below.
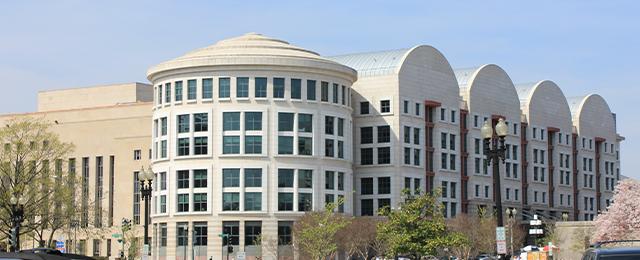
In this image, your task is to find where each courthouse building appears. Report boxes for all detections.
[0,33,623,259]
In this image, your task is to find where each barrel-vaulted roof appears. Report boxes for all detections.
[147,33,356,82]
[327,48,411,77]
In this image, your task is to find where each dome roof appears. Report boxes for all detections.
[147,33,356,82]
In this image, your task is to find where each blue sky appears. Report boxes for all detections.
[0,1,637,178]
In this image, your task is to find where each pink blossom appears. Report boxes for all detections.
[592,179,640,242]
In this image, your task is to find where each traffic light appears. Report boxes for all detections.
[222,236,228,246]
[227,245,233,253]
[119,251,124,258]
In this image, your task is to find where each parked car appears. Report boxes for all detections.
[582,240,640,260]
[17,248,93,260]
[0,252,70,260]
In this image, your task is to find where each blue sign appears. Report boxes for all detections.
[55,241,65,253]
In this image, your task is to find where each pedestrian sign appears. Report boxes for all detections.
[496,241,507,254]
[496,227,506,241]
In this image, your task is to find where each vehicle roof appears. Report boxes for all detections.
[588,247,640,255]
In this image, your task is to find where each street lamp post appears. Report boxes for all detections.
[481,118,509,258]
[9,196,26,252]
[139,166,154,257]
[506,208,518,256]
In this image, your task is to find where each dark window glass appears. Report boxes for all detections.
[255,77,267,98]
[236,77,249,98]
[361,178,373,195]
[306,80,316,100]
[273,78,285,98]
[291,79,301,99]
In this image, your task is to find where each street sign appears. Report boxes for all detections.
[496,241,507,255]
[496,227,506,241]
[236,252,246,260]
[529,219,542,226]
[529,228,544,235]
[55,241,65,253]
[112,233,122,238]
[548,242,553,256]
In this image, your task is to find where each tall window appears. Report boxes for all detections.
[165,83,171,103]
[193,193,207,211]
[175,81,183,101]
[236,77,249,98]
[194,137,208,155]
[291,79,301,99]
[332,83,339,103]
[177,194,189,212]
[194,170,207,188]
[273,78,285,98]
[95,156,103,228]
[245,112,262,131]
[177,170,189,189]
[378,126,390,143]
[307,80,316,100]
[321,81,329,101]
[360,101,370,114]
[245,222,262,246]
[193,222,208,246]
[202,78,213,99]
[219,77,231,98]
[187,79,197,100]
[255,77,267,98]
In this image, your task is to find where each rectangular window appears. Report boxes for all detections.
[278,136,293,155]
[223,169,240,187]
[236,77,249,98]
[218,77,231,98]
[202,78,213,99]
[324,139,334,157]
[451,110,456,123]
[177,170,189,189]
[415,103,420,116]
[378,147,390,164]
[341,85,346,105]
[378,177,391,194]
[278,112,294,132]
[337,140,344,159]
[245,221,262,246]
[177,222,188,246]
[414,128,420,145]
[240,112,261,131]
[440,108,446,121]
[278,221,293,245]
[177,138,189,156]
[361,148,373,165]
[361,127,373,144]
[244,136,262,154]
[361,199,374,216]
[298,136,312,156]
[298,192,313,211]
[194,113,208,132]
[325,171,335,190]
[278,169,294,188]
[177,194,189,212]
[289,78,302,99]
[222,221,239,245]
[403,100,409,113]
[338,172,344,191]
[404,147,411,165]
[165,83,171,103]
[441,153,448,169]
[187,79,197,100]
[307,80,316,100]
[441,132,447,149]
[175,81,183,101]
[325,116,335,135]
[178,114,190,133]
[360,101,370,114]
[194,137,208,155]
[378,125,390,143]
[160,117,167,136]
[190,222,208,247]
[380,100,390,113]
[414,149,420,166]
[449,134,456,150]
[245,192,262,211]
[223,136,240,154]
[193,193,207,211]
[255,77,267,98]
[194,169,207,188]
[278,192,293,211]
[298,169,313,188]
[222,192,240,211]
[160,140,167,158]
[332,83,339,103]
[361,178,373,195]
[337,118,344,137]
[273,78,285,98]
[223,112,240,131]
[441,181,448,198]
[321,81,329,101]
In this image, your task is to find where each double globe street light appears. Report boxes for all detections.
[481,118,509,258]
[139,166,154,257]
[9,195,26,252]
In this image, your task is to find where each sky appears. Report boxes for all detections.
[0,1,638,178]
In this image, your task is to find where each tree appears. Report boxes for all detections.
[292,200,350,260]
[377,190,466,259]
[336,217,380,259]
[592,178,640,242]
[0,118,74,250]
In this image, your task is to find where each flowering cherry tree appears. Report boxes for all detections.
[592,178,640,242]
